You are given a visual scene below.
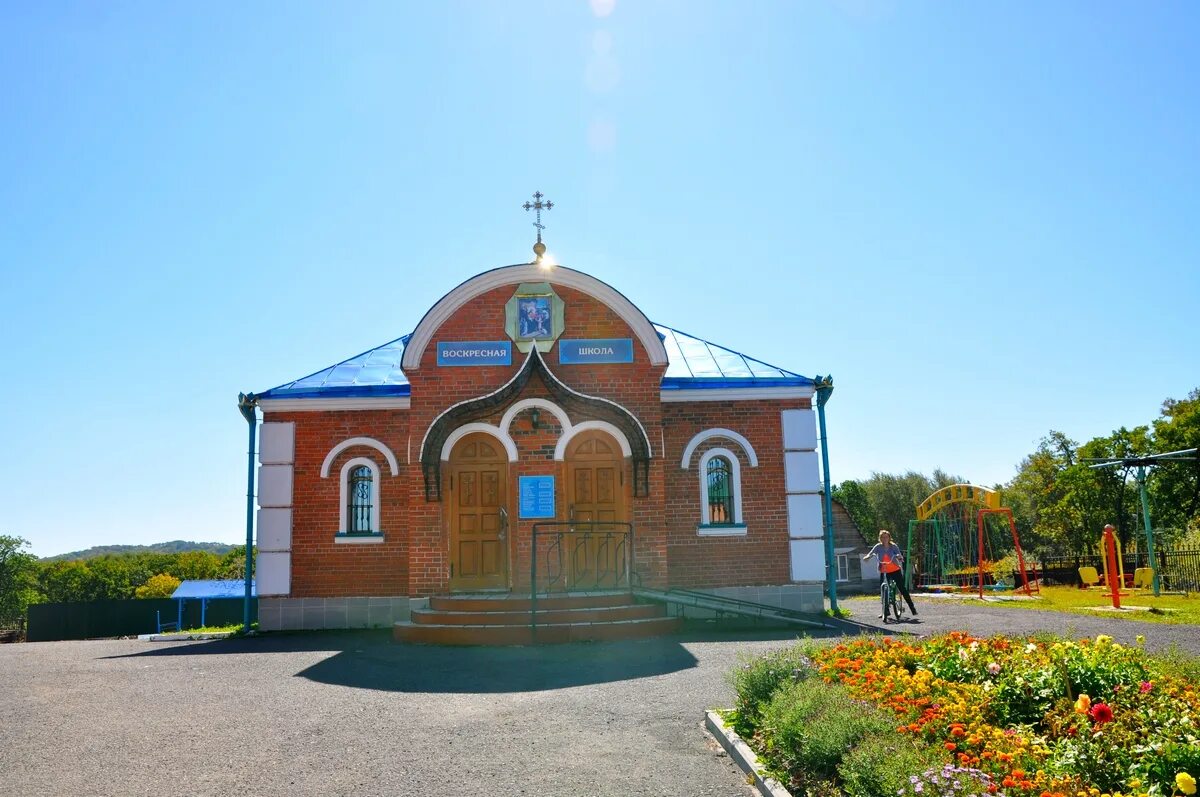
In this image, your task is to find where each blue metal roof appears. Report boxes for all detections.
[171,580,256,600]
[257,325,810,400]
[258,335,411,399]
[655,324,812,389]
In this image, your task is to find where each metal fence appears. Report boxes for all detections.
[26,598,256,643]
[1039,547,1200,593]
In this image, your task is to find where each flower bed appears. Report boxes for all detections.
[727,633,1199,797]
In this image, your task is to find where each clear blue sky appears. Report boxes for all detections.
[2,2,1197,557]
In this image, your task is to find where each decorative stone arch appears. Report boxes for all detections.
[554,420,632,460]
[400,264,669,371]
[680,428,759,469]
[499,398,571,437]
[439,422,519,463]
[320,436,400,478]
[419,347,652,501]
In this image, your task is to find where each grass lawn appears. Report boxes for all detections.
[931,584,1200,624]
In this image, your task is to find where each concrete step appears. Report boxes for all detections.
[429,592,636,613]
[393,616,681,646]
[411,603,664,626]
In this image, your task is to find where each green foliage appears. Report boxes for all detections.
[41,540,237,561]
[832,480,877,539]
[727,644,817,736]
[135,573,182,599]
[32,547,255,604]
[759,678,893,789]
[838,732,945,797]
[0,534,40,626]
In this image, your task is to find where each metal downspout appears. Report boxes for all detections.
[238,393,258,632]
[814,376,837,613]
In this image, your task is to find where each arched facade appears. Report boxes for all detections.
[251,262,827,631]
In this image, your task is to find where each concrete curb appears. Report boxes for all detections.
[137,632,235,641]
[703,710,792,797]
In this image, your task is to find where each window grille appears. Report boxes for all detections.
[706,456,735,525]
[348,465,373,534]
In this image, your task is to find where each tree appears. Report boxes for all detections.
[1150,388,1200,534]
[135,573,181,599]
[831,480,876,539]
[0,535,40,627]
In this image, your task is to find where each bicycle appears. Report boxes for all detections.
[881,575,906,623]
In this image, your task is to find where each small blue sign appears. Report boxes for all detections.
[519,475,556,519]
[558,338,634,365]
[437,341,512,367]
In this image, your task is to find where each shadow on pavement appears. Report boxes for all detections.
[100,630,707,693]
[95,622,872,693]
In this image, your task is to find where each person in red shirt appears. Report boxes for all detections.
[863,529,917,617]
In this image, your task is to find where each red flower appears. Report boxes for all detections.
[945,742,957,751]
[1090,702,1114,724]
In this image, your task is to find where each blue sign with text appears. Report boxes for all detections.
[558,338,634,365]
[436,341,512,367]
[518,476,556,519]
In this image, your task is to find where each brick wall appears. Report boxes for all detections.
[265,280,810,598]
[662,399,809,588]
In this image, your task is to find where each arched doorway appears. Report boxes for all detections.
[447,433,509,591]
[565,430,628,588]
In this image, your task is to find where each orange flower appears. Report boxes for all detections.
[945,742,957,751]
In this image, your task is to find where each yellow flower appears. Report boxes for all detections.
[1177,772,1197,796]
[1136,634,1145,646]
[1075,694,1092,714]
[1096,634,1113,645]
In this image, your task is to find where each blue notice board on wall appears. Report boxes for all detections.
[518,476,556,519]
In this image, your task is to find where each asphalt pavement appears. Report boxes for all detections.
[2,600,1195,797]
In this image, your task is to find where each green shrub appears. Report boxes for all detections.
[727,643,815,735]
[760,678,893,786]
[838,731,945,797]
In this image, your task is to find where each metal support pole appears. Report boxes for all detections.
[814,376,837,613]
[1135,467,1160,596]
[238,393,258,631]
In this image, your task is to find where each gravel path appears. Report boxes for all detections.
[2,602,1195,797]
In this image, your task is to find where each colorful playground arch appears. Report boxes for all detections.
[915,483,1002,521]
[907,484,1037,598]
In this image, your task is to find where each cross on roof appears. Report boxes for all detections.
[522,191,553,246]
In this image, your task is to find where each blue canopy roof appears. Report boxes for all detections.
[257,324,810,400]
[171,580,256,599]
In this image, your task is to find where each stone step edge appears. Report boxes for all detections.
[413,606,658,618]
[704,710,793,797]
[396,616,676,629]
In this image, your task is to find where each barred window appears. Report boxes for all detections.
[706,456,735,525]
[347,465,373,534]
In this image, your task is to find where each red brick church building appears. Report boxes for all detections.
[249,261,831,632]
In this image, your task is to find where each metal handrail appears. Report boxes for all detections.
[530,521,636,640]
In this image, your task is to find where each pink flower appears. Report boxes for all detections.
[1140,681,1153,693]
[986,662,1002,675]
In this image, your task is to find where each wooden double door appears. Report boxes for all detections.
[446,429,629,592]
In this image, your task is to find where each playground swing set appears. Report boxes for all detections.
[903,484,1039,599]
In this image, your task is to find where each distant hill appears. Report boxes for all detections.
[42,540,237,561]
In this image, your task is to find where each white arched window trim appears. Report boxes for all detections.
[680,428,759,469]
[697,447,747,536]
[335,457,384,543]
[320,436,400,478]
